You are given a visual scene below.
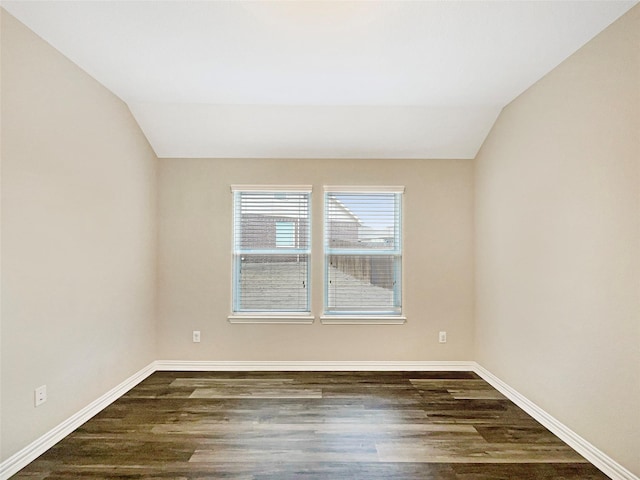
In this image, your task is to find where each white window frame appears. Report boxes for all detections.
[321,186,406,325]
[228,185,314,324]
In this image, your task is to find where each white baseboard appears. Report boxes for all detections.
[154,360,476,371]
[2,360,636,480]
[473,363,639,480]
[0,362,156,480]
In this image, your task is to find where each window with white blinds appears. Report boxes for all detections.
[324,187,403,316]
[232,187,311,314]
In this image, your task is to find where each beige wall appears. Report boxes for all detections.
[475,5,640,476]
[1,10,158,460]
[158,158,474,361]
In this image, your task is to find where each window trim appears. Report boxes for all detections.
[230,185,313,322]
[228,314,315,324]
[322,186,405,322]
[323,185,405,193]
[319,315,406,325]
[231,185,313,193]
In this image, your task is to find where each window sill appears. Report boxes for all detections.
[320,315,406,325]
[228,315,315,324]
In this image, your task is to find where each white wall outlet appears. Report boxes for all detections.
[35,385,47,407]
[439,331,447,343]
[193,330,201,343]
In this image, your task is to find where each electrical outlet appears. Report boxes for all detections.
[35,385,47,407]
[193,330,201,343]
[439,331,447,343]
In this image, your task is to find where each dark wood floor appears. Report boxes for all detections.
[13,371,609,479]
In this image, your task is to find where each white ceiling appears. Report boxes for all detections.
[2,1,636,159]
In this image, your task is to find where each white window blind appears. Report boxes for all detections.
[233,189,311,313]
[324,189,403,315]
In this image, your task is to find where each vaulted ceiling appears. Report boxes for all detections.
[3,1,636,158]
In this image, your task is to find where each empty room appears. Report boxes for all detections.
[1,1,638,479]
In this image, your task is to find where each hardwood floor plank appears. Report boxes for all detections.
[189,447,380,463]
[452,463,610,480]
[189,387,323,399]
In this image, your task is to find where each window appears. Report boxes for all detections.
[231,186,311,317]
[323,187,404,318]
